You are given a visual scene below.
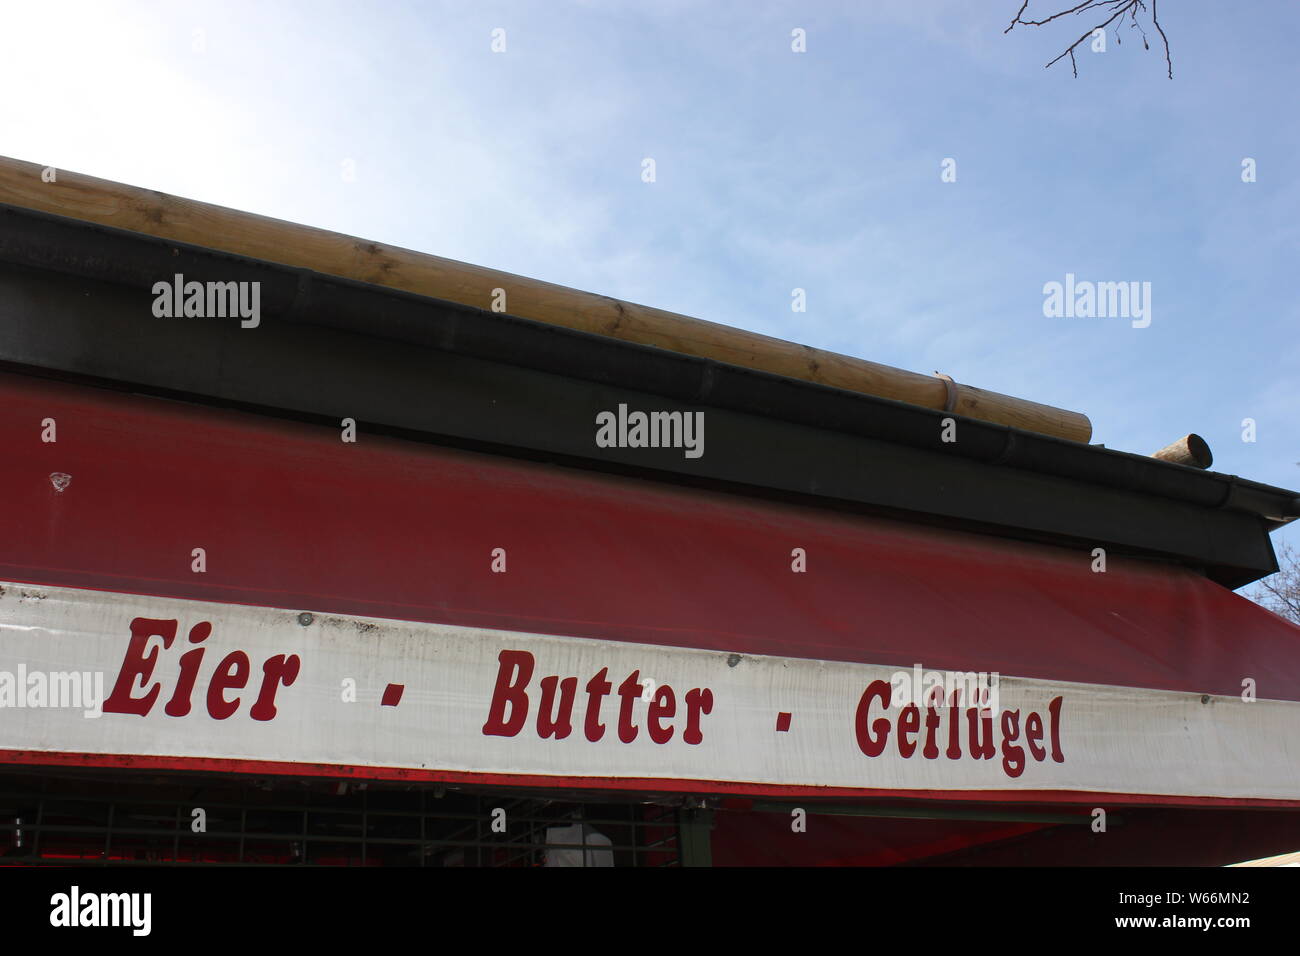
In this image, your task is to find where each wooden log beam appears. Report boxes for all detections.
[0,156,1092,442]
[1152,434,1213,470]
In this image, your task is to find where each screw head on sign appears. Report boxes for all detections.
[50,472,71,494]
[298,612,314,626]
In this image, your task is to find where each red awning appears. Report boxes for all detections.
[4,370,1296,706]
[2,371,1300,816]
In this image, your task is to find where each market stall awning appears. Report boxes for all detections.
[3,371,1298,807]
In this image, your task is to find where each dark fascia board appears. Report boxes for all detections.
[0,203,1294,586]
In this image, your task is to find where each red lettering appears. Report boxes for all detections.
[249,654,301,721]
[946,688,962,759]
[855,680,891,757]
[897,703,920,758]
[106,619,301,721]
[1000,709,1025,778]
[103,618,177,716]
[584,668,612,742]
[1048,696,1065,762]
[967,706,994,759]
[482,652,709,748]
[682,687,713,745]
[616,671,641,743]
[537,675,577,739]
[647,685,676,744]
[1025,710,1046,760]
[164,621,210,717]
[482,650,534,737]
[206,651,250,719]
[922,702,941,759]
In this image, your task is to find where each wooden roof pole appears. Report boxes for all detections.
[0,156,1092,443]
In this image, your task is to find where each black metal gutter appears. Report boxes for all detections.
[0,202,1295,586]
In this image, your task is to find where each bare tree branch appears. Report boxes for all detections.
[1152,0,1173,79]
[1244,542,1300,626]
[1006,0,1173,78]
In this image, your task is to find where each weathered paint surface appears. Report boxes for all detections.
[2,582,1298,801]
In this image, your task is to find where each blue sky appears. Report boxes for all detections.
[2,0,1297,558]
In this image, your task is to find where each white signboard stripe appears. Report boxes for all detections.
[1,581,1298,801]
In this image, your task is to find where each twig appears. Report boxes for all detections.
[1007,0,1173,77]
[1152,0,1173,78]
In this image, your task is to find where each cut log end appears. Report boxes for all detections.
[1152,434,1213,470]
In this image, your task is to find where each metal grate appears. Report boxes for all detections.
[0,769,681,867]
